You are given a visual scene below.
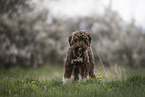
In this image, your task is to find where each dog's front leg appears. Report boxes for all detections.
[63,63,74,84]
[78,65,88,82]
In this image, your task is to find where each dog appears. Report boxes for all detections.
[63,30,96,84]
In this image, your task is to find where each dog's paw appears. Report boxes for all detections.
[78,78,87,83]
[62,77,72,85]
[78,74,87,83]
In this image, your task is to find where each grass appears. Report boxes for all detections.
[0,65,145,97]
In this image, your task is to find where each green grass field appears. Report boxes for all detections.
[0,65,145,97]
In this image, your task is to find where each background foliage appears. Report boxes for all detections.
[0,0,145,69]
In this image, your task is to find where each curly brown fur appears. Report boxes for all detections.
[63,30,96,84]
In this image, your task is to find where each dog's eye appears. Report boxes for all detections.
[84,40,89,45]
[74,39,77,42]
[82,37,86,40]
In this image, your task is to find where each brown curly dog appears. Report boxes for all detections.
[63,30,96,84]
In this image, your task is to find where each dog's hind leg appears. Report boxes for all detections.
[63,49,74,84]
[73,66,79,81]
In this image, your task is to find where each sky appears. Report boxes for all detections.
[110,0,145,28]
[35,0,145,28]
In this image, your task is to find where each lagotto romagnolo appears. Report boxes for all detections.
[63,30,96,84]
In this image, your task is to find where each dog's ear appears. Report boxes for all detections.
[88,34,92,45]
[68,35,72,46]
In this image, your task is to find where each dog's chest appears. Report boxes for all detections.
[71,57,83,64]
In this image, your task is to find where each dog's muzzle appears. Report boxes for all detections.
[71,57,83,64]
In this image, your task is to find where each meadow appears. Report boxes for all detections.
[0,65,145,97]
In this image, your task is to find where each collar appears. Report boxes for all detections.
[71,57,83,64]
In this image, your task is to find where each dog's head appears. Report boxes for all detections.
[68,30,91,54]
